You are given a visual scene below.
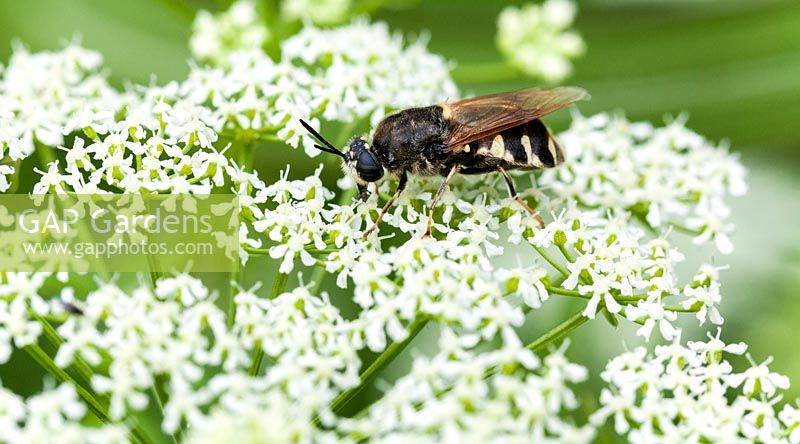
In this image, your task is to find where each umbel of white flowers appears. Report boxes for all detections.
[0,1,797,444]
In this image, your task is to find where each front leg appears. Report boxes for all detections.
[357,183,370,202]
[423,165,459,238]
[363,172,408,239]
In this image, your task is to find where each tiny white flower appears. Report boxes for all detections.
[496,0,585,82]
[190,1,269,66]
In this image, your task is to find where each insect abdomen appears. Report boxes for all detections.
[471,119,564,169]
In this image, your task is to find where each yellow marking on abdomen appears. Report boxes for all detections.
[521,135,533,163]
[547,131,558,164]
[490,135,505,157]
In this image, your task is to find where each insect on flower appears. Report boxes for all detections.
[300,86,589,238]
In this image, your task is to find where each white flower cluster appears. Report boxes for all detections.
[191,11,458,154]
[282,0,353,25]
[0,273,52,361]
[496,0,585,82]
[244,113,746,354]
[541,113,747,253]
[7,269,578,441]
[0,42,118,191]
[344,331,595,443]
[233,284,361,408]
[189,0,269,66]
[248,165,335,268]
[519,207,727,340]
[282,19,458,128]
[29,17,456,195]
[191,18,458,155]
[592,330,798,443]
[49,274,360,436]
[0,383,127,444]
[349,236,528,351]
[184,391,341,444]
[39,82,236,194]
[0,1,785,442]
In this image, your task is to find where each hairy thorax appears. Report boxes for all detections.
[371,106,449,176]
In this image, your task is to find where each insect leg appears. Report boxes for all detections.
[362,172,408,239]
[498,167,545,228]
[357,183,370,202]
[424,165,459,237]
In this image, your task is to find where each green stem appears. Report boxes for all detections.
[526,309,589,353]
[242,245,270,255]
[306,248,338,255]
[532,245,570,278]
[243,244,337,256]
[546,286,589,299]
[485,308,590,380]
[452,61,519,84]
[151,376,180,444]
[615,294,649,303]
[31,312,152,443]
[148,270,162,289]
[557,244,576,263]
[227,268,244,329]
[270,272,289,298]
[237,137,256,171]
[545,287,693,313]
[309,263,328,295]
[24,345,152,444]
[327,316,429,417]
[663,304,699,313]
[32,313,95,387]
[668,221,703,236]
[248,272,289,376]
[24,345,107,420]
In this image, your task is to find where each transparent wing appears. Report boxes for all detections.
[442,86,589,151]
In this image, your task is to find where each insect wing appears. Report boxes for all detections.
[442,86,589,151]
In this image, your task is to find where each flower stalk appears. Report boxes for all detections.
[248,272,289,376]
[327,316,429,417]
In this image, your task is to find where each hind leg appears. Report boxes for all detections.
[498,167,544,228]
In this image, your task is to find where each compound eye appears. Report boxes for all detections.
[356,151,383,182]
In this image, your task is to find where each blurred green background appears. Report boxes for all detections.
[0,0,798,439]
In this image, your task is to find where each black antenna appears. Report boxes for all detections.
[299,119,345,159]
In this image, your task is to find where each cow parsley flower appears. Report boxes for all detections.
[349,235,525,350]
[592,334,792,443]
[541,113,746,253]
[496,0,585,82]
[190,0,269,66]
[0,273,56,360]
[282,19,458,128]
[779,402,800,444]
[185,18,457,156]
[184,391,342,444]
[346,330,595,443]
[0,42,118,190]
[0,2,780,442]
[282,0,353,25]
[0,383,128,444]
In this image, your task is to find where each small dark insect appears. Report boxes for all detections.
[62,300,84,315]
[300,86,589,238]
